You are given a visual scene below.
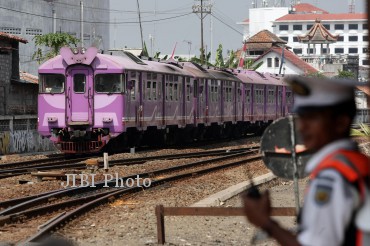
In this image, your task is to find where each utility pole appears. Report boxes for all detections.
[80,1,84,48]
[136,0,144,50]
[183,40,192,60]
[192,0,212,65]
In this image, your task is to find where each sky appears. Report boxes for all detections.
[109,0,367,59]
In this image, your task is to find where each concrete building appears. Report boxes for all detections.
[0,0,110,75]
[253,46,318,75]
[238,3,368,67]
[0,32,54,154]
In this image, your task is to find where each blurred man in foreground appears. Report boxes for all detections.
[243,76,370,246]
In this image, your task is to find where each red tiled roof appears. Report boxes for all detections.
[254,47,318,74]
[20,71,38,84]
[246,29,287,44]
[293,3,329,14]
[357,85,370,96]
[276,13,367,22]
[0,32,27,44]
[299,20,338,43]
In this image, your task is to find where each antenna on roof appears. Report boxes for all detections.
[170,42,178,60]
[349,0,355,13]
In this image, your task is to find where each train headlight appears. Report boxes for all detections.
[81,47,86,54]
[72,48,79,54]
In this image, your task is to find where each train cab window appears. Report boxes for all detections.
[95,74,125,94]
[74,74,86,93]
[39,74,65,94]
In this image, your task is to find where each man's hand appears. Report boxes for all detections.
[243,190,271,228]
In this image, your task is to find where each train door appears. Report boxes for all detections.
[184,77,194,125]
[125,71,140,128]
[236,82,243,122]
[164,74,179,125]
[244,84,252,121]
[198,79,206,124]
[66,66,94,124]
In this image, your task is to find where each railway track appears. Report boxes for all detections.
[0,146,259,179]
[0,148,261,244]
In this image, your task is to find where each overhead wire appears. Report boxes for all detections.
[0,5,193,25]
[211,13,243,35]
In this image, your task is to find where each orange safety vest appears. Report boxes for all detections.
[310,149,370,246]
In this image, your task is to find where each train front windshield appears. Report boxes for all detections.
[39,74,65,94]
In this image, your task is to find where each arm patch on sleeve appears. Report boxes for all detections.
[314,185,332,205]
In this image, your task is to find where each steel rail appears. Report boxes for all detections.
[23,154,261,243]
[0,147,259,180]
[0,150,254,216]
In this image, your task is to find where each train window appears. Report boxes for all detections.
[95,74,125,94]
[39,74,65,94]
[130,81,136,100]
[247,89,251,103]
[194,80,198,98]
[214,86,218,102]
[74,74,86,93]
[174,83,178,101]
[152,82,157,100]
[237,88,241,102]
[147,81,151,100]
[186,79,191,102]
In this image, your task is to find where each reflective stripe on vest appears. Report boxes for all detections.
[311,149,370,246]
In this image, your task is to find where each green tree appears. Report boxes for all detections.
[336,70,355,79]
[225,50,237,68]
[215,44,225,68]
[32,33,79,63]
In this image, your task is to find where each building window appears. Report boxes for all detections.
[363,47,369,54]
[279,36,289,42]
[363,23,368,30]
[293,25,302,30]
[267,58,272,67]
[293,37,299,42]
[349,48,358,53]
[323,48,328,54]
[363,36,368,41]
[275,57,279,68]
[323,24,330,30]
[279,25,289,31]
[335,48,344,54]
[363,60,370,65]
[307,24,313,30]
[307,48,314,54]
[349,24,358,30]
[337,36,344,42]
[26,28,42,35]
[349,36,358,41]
[0,27,21,34]
[293,48,302,54]
[335,24,344,30]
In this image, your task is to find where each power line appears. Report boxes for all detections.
[0,5,193,25]
[211,13,243,35]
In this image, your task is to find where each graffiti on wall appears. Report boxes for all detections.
[0,130,55,155]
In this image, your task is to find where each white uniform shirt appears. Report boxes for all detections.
[297,139,361,246]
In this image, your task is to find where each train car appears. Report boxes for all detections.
[38,47,292,154]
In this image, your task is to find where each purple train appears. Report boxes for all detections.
[38,47,293,154]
